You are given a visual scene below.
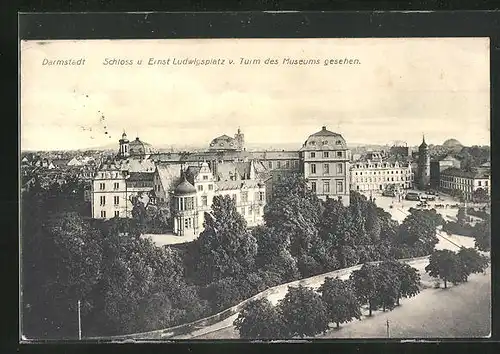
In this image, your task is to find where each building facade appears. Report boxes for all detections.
[350,159,413,193]
[440,167,490,201]
[430,155,461,189]
[166,161,266,237]
[91,157,155,219]
[299,126,351,206]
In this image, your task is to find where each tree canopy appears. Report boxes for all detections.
[278,285,330,338]
[318,277,361,328]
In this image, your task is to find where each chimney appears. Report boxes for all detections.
[322,126,327,131]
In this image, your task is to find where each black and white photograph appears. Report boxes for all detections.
[20,37,491,341]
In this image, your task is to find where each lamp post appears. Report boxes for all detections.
[77,300,82,340]
[386,319,390,338]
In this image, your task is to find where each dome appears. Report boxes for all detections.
[174,178,197,196]
[209,134,237,151]
[300,126,347,151]
[129,137,156,156]
[442,138,463,148]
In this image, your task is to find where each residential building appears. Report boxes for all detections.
[91,158,155,219]
[430,154,461,189]
[350,159,413,193]
[440,167,490,201]
[299,126,351,205]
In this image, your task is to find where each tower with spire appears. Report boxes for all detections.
[118,131,130,158]
[417,134,430,190]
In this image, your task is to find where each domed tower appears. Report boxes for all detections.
[118,131,130,158]
[418,134,430,190]
[173,172,198,237]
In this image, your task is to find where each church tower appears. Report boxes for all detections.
[119,131,130,158]
[418,134,430,190]
[234,128,245,151]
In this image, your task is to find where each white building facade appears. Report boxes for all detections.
[440,167,490,201]
[299,126,351,206]
[350,160,414,193]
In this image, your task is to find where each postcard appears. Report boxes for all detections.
[20,37,491,341]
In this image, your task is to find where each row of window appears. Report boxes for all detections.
[98,172,121,179]
[268,160,299,169]
[310,180,344,194]
[197,184,214,192]
[308,140,343,146]
[309,151,344,158]
[352,176,411,183]
[99,182,121,190]
[310,163,344,175]
[354,170,410,176]
[99,195,121,206]
[100,210,120,218]
[441,176,489,186]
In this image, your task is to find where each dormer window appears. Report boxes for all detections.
[323,140,328,145]
[336,140,342,145]
[310,141,316,145]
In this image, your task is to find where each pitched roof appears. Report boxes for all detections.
[310,126,342,137]
[127,172,154,182]
[215,162,251,181]
[250,151,300,160]
[215,179,262,191]
[441,167,490,179]
[156,164,183,192]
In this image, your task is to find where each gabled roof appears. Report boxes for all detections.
[156,163,183,193]
[215,179,263,191]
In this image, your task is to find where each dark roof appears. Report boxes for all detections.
[174,179,197,195]
[441,167,489,179]
[127,172,154,181]
[310,126,341,137]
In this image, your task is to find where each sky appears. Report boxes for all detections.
[20,38,490,151]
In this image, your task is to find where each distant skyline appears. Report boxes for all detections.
[21,38,490,151]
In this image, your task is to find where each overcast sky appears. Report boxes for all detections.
[21,38,490,151]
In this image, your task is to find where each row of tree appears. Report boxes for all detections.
[425,248,489,289]
[234,259,421,339]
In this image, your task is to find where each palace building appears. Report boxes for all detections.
[299,126,351,206]
[91,126,353,235]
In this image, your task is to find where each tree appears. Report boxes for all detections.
[234,298,286,339]
[373,266,400,312]
[397,208,442,255]
[318,277,361,329]
[253,226,299,282]
[264,173,324,260]
[22,209,103,339]
[194,195,258,284]
[425,250,463,289]
[472,188,489,203]
[457,247,490,281]
[379,260,420,306]
[457,207,467,227]
[349,264,379,316]
[365,201,382,243]
[278,285,330,338]
[474,218,491,252]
